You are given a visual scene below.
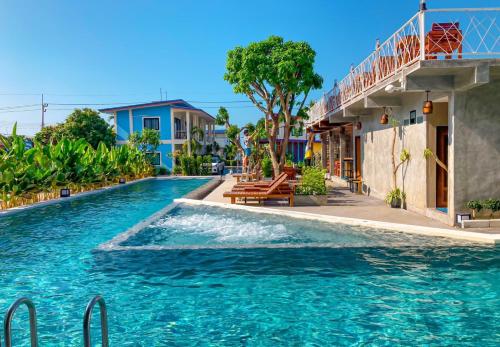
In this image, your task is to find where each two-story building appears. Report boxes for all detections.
[99,99,215,170]
[306,4,500,225]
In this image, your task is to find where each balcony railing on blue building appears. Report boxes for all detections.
[308,7,499,124]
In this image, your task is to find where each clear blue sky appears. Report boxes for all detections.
[0,0,497,135]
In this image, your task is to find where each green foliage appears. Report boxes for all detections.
[34,108,115,148]
[156,166,170,176]
[0,124,153,209]
[400,148,410,163]
[262,156,273,177]
[224,36,323,174]
[385,188,406,205]
[129,128,160,153]
[172,165,182,175]
[296,166,327,195]
[467,199,500,212]
[483,199,500,212]
[177,154,212,176]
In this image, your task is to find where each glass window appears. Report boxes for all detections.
[144,117,160,130]
[147,152,161,166]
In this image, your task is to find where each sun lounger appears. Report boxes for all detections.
[223,172,294,206]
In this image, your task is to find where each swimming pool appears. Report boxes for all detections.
[0,179,499,346]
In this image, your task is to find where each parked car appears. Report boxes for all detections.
[211,156,225,174]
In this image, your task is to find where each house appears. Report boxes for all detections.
[99,99,215,170]
[213,129,229,150]
[306,4,500,225]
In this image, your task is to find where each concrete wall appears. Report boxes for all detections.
[355,93,429,213]
[450,80,500,220]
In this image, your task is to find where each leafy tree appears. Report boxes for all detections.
[129,128,160,153]
[34,108,115,148]
[224,36,322,175]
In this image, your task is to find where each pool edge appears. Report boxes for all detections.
[174,198,500,245]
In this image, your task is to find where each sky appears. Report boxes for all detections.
[0,0,497,135]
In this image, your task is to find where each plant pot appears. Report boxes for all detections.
[390,198,401,208]
[295,194,328,206]
[472,208,493,219]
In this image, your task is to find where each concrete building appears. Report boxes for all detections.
[306,5,500,225]
[100,99,215,170]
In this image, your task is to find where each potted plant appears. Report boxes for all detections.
[385,188,404,208]
[466,200,488,219]
[482,198,500,219]
[295,167,328,206]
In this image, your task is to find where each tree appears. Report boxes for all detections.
[224,36,322,175]
[129,128,160,153]
[389,118,410,190]
[34,108,115,148]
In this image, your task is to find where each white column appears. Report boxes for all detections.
[128,109,133,134]
[170,109,175,141]
[329,130,335,176]
[321,133,328,169]
[339,130,345,178]
[186,111,191,155]
[170,109,175,169]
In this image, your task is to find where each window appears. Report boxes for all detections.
[147,152,161,166]
[143,117,160,130]
[409,110,417,125]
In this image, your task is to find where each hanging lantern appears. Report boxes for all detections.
[423,90,433,115]
[380,107,389,125]
[356,121,362,130]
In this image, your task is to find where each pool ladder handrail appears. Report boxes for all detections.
[83,295,109,347]
[3,297,38,347]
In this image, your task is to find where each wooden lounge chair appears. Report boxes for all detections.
[223,172,294,206]
[233,172,287,189]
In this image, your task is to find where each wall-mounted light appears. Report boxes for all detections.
[384,84,404,94]
[119,178,126,184]
[423,90,433,115]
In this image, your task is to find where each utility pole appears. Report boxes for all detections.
[41,93,48,129]
[160,88,163,101]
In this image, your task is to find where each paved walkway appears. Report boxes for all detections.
[204,176,500,234]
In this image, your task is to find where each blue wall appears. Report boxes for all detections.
[116,110,130,141]
[132,106,171,140]
[114,105,174,169]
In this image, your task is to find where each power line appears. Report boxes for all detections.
[0,104,39,110]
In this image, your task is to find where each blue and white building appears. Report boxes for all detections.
[100,99,215,170]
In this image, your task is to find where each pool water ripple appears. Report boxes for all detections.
[0,179,499,346]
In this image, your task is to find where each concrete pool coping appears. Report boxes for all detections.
[174,198,500,245]
[0,176,213,217]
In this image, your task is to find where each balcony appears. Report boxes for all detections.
[308,7,499,125]
[174,130,187,140]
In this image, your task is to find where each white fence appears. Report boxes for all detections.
[308,8,500,125]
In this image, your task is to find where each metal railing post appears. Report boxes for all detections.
[3,298,38,347]
[83,295,109,347]
[419,8,426,60]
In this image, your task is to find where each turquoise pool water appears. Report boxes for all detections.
[0,179,499,346]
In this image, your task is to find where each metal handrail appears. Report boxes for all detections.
[3,297,38,347]
[83,295,109,347]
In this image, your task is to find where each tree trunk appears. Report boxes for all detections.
[279,121,291,171]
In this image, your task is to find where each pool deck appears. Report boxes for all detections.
[196,176,500,244]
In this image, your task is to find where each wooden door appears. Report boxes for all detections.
[355,136,361,179]
[436,126,448,208]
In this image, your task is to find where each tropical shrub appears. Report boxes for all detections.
[296,167,327,195]
[466,199,500,212]
[0,124,153,210]
[177,154,212,176]
[385,188,406,206]
[262,156,273,178]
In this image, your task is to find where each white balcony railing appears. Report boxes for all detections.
[307,7,500,125]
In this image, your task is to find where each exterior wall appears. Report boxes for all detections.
[132,106,172,140]
[157,144,173,169]
[356,93,429,212]
[450,80,500,222]
[116,110,130,141]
